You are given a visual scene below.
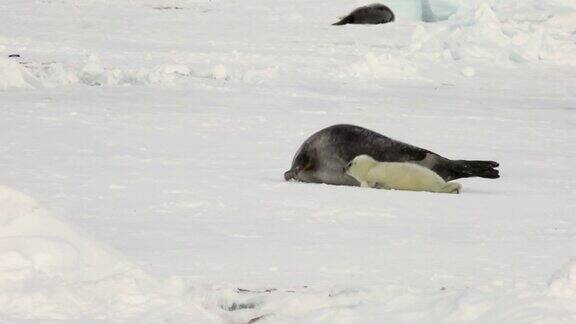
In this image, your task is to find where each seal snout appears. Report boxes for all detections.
[284,169,296,181]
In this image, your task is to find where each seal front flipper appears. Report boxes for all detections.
[373,182,388,189]
[442,182,462,194]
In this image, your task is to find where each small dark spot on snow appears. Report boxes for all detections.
[237,288,277,294]
[222,302,258,312]
[153,6,184,10]
[247,314,270,323]
[8,54,20,58]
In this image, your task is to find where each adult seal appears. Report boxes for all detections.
[332,3,395,26]
[284,124,499,186]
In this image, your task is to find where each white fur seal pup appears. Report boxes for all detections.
[284,124,499,186]
[345,155,462,194]
[333,3,395,26]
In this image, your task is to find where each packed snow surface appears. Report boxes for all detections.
[1,0,575,322]
[0,186,216,322]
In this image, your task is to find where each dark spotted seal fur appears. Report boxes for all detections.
[284,124,499,186]
[333,3,395,26]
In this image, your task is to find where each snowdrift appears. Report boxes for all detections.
[1,0,575,322]
[0,186,215,322]
[0,184,575,323]
[1,0,574,90]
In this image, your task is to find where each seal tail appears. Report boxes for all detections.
[332,15,352,25]
[447,160,500,180]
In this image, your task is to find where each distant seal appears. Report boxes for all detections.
[345,154,462,194]
[284,124,499,186]
[333,3,395,26]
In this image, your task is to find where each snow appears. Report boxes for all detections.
[549,259,576,298]
[1,0,575,322]
[0,186,216,322]
[0,58,33,90]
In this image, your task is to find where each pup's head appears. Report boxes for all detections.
[344,154,378,181]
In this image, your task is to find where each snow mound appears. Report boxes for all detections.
[350,52,422,80]
[0,186,214,322]
[203,269,576,324]
[0,58,34,90]
[11,55,271,89]
[415,0,576,65]
[77,54,190,87]
[549,258,576,298]
[18,55,192,88]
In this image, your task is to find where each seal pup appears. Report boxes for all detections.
[333,3,395,26]
[345,155,462,194]
[284,124,499,186]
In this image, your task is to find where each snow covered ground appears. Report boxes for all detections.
[1,0,575,322]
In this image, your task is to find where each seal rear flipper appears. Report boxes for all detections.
[447,160,500,180]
